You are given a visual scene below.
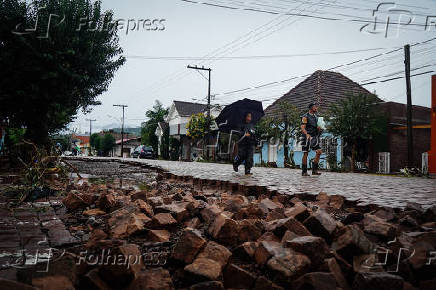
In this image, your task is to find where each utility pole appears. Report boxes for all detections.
[188,65,213,159]
[113,104,128,158]
[404,44,413,168]
[86,119,96,137]
[187,65,212,117]
[85,118,96,155]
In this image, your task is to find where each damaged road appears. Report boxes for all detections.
[0,159,435,290]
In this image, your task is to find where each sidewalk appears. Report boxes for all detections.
[68,157,436,209]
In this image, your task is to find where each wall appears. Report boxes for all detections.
[169,116,189,136]
[369,102,431,172]
[113,140,141,157]
[388,127,431,171]
[254,134,342,169]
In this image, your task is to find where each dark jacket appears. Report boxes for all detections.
[302,112,319,137]
[238,122,257,146]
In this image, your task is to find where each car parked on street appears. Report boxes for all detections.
[131,145,154,159]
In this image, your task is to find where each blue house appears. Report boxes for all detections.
[254,70,380,169]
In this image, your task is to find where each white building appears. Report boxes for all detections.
[156,100,221,160]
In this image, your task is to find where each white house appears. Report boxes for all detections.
[111,136,141,158]
[156,100,221,160]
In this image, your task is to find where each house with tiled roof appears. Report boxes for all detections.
[158,100,221,160]
[265,70,381,117]
[71,134,90,155]
[256,70,431,172]
[257,70,373,169]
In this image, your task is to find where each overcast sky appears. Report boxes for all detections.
[70,0,436,133]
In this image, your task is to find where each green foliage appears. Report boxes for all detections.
[169,137,180,161]
[257,102,300,140]
[4,128,27,164]
[0,0,125,145]
[327,94,384,140]
[256,101,300,167]
[141,101,168,153]
[15,141,68,202]
[90,133,101,150]
[160,125,169,159]
[5,128,26,147]
[101,133,115,156]
[327,93,385,171]
[186,113,213,140]
[51,134,70,151]
[255,118,274,139]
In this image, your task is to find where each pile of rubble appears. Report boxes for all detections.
[3,168,435,290]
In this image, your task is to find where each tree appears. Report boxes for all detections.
[327,93,385,172]
[160,125,169,159]
[255,117,274,164]
[100,133,115,156]
[0,0,125,145]
[169,137,180,161]
[51,134,70,151]
[90,133,101,151]
[186,113,212,140]
[186,113,214,160]
[257,101,300,167]
[141,101,168,153]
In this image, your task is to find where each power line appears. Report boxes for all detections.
[217,65,436,106]
[139,0,310,96]
[136,0,327,99]
[133,0,434,106]
[220,45,435,100]
[361,69,435,85]
[145,0,329,99]
[220,0,436,18]
[212,37,436,98]
[126,46,394,61]
[217,69,434,106]
[181,0,435,28]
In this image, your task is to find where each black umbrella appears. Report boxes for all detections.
[216,98,265,132]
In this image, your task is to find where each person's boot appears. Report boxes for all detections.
[312,163,321,175]
[233,156,239,172]
[302,164,309,176]
[245,169,252,175]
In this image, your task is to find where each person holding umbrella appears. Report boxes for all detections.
[301,103,323,176]
[215,98,265,176]
[233,112,257,175]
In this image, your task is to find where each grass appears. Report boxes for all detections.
[137,182,151,191]
[88,177,112,185]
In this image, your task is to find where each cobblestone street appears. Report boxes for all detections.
[1,158,435,289]
[77,157,436,209]
[0,197,77,278]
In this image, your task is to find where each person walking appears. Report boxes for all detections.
[301,103,323,176]
[233,112,256,175]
